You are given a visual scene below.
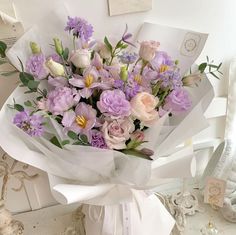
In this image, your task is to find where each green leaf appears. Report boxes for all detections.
[104,36,113,52]
[61,140,70,146]
[50,136,62,148]
[210,72,220,79]
[24,90,35,94]
[42,89,47,97]
[24,100,32,107]
[62,48,69,60]
[208,64,219,69]
[36,96,43,101]
[198,63,207,73]
[28,80,40,90]
[17,57,24,72]
[126,140,147,150]
[67,131,78,140]
[72,140,83,145]
[120,44,128,49]
[14,104,24,111]
[0,41,7,58]
[19,72,34,86]
[121,149,152,160]
[217,62,222,70]
[79,134,88,143]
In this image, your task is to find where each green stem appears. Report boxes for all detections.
[73,36,76,51]
[60,55,70,79]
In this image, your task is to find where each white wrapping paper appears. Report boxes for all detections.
[0,6,214,235]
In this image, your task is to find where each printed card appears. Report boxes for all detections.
[204,177,226,208]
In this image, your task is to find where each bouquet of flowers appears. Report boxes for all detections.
[0,12,221,235]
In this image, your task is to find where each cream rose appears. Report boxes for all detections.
[102,118,135,150]
[70,49,91,68]
[130,92,159,127]
[97,42,111,59]
[45,58,65,77]
[139,40,160,61]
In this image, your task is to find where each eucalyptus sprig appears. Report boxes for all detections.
[198,56,223,79]
[0,41,18,77]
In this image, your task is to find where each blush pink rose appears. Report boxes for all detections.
[139,41,160,61]
[102,118,135,150]
[130,92,159,127]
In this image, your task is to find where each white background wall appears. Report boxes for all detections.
[13,0,236,96]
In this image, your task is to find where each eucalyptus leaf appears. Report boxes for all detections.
[68,131,78,140]
[14,104,24,112]
[61,140,70,146]
[28,80,40,90]
[210,72,220,79]
[19,72,34,86]
[198,63,207,73]
[50,136,62,149]
[24,100,32,107]
[0,41,7,58]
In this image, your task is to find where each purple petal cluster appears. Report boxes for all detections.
[13,111,44,137]
[118,52,138,64]
[90,130,107,149]
[97,90,131,118]
[65,16,93,41]
[163,88,191,115]
[46,87,75,115]
[26,54,48,80]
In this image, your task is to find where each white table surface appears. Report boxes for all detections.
[13,192,236,235]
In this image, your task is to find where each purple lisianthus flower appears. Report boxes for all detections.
[159,70,182,89]
[65,16,93,42]
[125,77,141,100]
[122,24,135,47]
[114,79,125,90]
[62,102,97,137]
[47,54,62,64]
[46,87,77,115]
[151,51,174,70]
[90,130,107,149]
[163,88,191,115]
[69,67,110,98]
[13,110,44,137]
[48,76,68,88]
[26,53,48,80]
[118,52,138,64]
[91,52,110,78]
[97,89,131,118]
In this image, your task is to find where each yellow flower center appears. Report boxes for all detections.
[159,64,169,73]
[134,74,142,85]
[84,74,94,88]
[75,115,87,128]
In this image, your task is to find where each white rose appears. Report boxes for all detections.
[102,118,135,150]
[70,49,91,68]
[45,58,65,77]
[98,43,111,59]
[130,92,159,127]
[139,41,160,61]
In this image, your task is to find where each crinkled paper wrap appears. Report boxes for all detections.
[0,6,214,235]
